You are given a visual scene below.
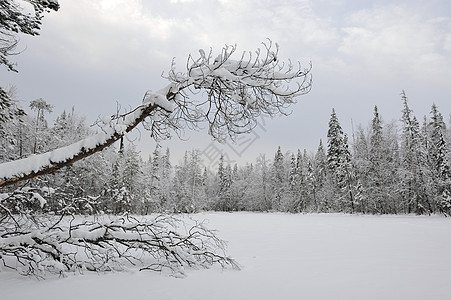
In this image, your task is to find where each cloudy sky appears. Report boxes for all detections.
[2,0,451,167]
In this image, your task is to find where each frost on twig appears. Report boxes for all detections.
[162,39,312,142]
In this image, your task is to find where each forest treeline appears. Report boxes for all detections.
[1,90,450,215]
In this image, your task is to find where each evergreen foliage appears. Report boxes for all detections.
[1,91,450,217]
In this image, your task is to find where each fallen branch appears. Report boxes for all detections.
[0,214,239,278]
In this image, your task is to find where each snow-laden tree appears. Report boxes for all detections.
[399,92,432,214]
[351,106,400,214]
[326,108,345,210]
[327,109,344,175]
[367,106,392,213]
[270,146,286,211]
[214,154,234,211]
[288,149,310,212]
[29,98,53,154]
[240,154,271,211]
[140,145,164,213]
[0,40,311,187]
[0,1,311,278]
[428,104,451,215]
[325,109,362,212]
[0,0,59,72]
[1,2,311,275]
[0,0,59,133]
[335,133,359,213]
[0,86,26,161]
[287,153,301,212]
[159,147,173,210]
[312,139,328,212]
[352,127,370,213]
[228,163,253,211]
[172,149,206,213]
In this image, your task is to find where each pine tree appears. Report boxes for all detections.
[216,154,226,210]
[187,149,205,212]
[150,145,162,208]
[312,139,328,212]
[159,147,172,211]
[215,154,234,211]
[109,151,125,214]
[0,86,26,162]
[224,164,234,210]
[368,106,388,213]
[327,109,344,175]
[326,109,346,211]
[271,146,286,211]
[352,127,370,213]
[399,92,432,214]
[122,145,143,211]
[288,153,301,212]
[229,163,248,211]
[0,86,25,139]
[428,104,451,215]
[336,134,357,213]
[253,154,271,211]
[29,98,53,154]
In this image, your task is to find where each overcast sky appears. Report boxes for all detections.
[2,0,451,167]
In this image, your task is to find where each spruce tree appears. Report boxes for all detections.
[0,86,26,161]
[336,134,357,213]
[368,106,388,213]
[216,154,233,211]
[429,104,451,215]
[271,146,285,211]
[288,153,301,212]
[327,109,344,174]
[399,92,432,214]
[313,139,327,212]
[326,109,347,211]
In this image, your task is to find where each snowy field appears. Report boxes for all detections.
[1,212,450,300]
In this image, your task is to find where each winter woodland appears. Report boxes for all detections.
[1,0,450,281]
[2,90,450,217]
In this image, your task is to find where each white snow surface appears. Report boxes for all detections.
[1,212,450,300]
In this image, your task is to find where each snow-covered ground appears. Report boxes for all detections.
[1,212,450,300]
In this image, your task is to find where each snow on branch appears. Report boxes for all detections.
[0,92,172,187]
[0,214,239,278]
[164,39,312,142]
[0,40,311,187]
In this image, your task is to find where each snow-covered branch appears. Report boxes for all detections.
[0,92,172,187]
[0,214,239,277]
[165,40,312,141]
[0,40,311,187]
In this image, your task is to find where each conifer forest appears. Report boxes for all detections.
[2,91,450,217]
[1,3,451,295]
